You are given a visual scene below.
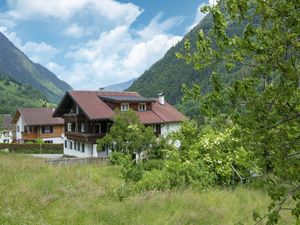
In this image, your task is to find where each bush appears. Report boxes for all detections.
[141,159,164,171]
[0,143,63,154]
[134,169,170,192]
[109,152,131,166]
[122,164,143,183]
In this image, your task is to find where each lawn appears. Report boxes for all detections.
[0,153,295,225]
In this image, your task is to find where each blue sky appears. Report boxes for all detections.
[0,0,215,89]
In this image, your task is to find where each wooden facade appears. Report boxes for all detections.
[22,124,64,141]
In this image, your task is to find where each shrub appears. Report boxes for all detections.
[141,159,164,171]
[109,152,131,166]
[134,169,170,192]
[0,143,63,154]
[122,164,143,183]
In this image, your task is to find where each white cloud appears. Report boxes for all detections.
[186,3,207,31]
[6,0,142,26]
[63,15,182,89]
[21,41,60,65]
[0,26,22,48]
[186,0,219,32]
[137,13,183,40]
[64,23,86,38]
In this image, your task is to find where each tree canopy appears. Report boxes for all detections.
[177,0,299,223]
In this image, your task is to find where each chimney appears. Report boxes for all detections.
[158,92,165,105]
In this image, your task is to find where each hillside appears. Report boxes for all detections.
[127,11,248,104]
[0,75,47,115]
[101,78,137,91]
[0,32,72,103]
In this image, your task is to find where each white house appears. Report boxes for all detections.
[53,91,185,157]
[12,108,65,144]
[0,114,13,143]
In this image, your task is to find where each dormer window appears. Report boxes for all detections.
[138,103,146,111]
[121,103,129,111]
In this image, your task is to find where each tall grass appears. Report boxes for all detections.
[0,153,294,225]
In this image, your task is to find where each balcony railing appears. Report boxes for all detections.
[63,113,79,123]
[22,132,38,140]
[65,131,105,143]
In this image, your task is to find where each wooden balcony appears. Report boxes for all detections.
[63,113,79,123]
[65,132,105,144]
[22,132,38,140]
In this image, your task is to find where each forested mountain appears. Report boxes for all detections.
[0,75,47,115]
[127,10,249,105]
[101,78,137,92]
[0,32,72,103]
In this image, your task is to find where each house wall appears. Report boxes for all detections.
[16,115,24,140]
[0,130,13,143]
[37,125,64,140]
[63,137,99,157]
[161,122,181,137]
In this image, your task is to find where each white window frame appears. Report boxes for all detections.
[121,103,129,112]
[138,103,147,111]
[80,123,85,132]
[67,123,72,132]
[75,104,79,114]
[95,123,101,134]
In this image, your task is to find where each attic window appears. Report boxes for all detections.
[138,103,146,111]
[121,103,129,112]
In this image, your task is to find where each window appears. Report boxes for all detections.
[3,139,9,143]
[138,103,147,111]
[44,140,53,144]
[74,141,77,150]
[75,123,78,132]
[76,104,79,114]
[95,123,101,134]
[80,123,85,132]
[17,126,20,132]
[121,103,129,111]
[81,143,85,153]
[67,123,72,132]
[42,126,53,134]
[77,142,81,151]
[64,140,68,148]
[107,123,113,132]
[70,141,73,149]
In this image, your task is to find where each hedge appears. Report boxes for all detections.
[0,143,63,154]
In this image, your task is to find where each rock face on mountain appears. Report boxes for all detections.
[0,32,72,103]
[127,11,248,105]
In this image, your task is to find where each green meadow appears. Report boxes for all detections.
[0,153,294,225]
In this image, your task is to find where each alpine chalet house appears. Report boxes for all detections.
[53,91,185,157]
[12,108,65,143]
[0,114,14,143]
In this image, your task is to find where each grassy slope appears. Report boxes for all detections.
[0,78,46,115]
[0,154,295,225]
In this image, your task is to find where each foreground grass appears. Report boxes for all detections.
[0,154,295,225]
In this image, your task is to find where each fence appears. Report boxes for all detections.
[45,157,108,166]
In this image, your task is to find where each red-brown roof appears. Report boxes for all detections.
[54,91,185,123]
[13,108,64,126]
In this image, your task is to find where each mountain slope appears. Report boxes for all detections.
[101,78,137,92]
[0,32,72,103]
[127,11,248,105]
[0,75,47,115]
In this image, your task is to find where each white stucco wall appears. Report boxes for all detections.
[161,122,181,137]
[0,130,13,143]
[16,115,24,140]
[42,137,64,144]
[63,137,99,157]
